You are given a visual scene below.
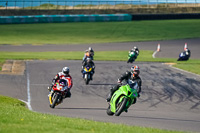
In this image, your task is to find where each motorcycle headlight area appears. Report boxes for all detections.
[59,86,68,91]
[84,67,92,72]
[57,85,64,91]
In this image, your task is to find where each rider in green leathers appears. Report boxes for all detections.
[127,46,139,63]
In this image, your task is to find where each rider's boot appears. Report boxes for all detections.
[106,85,120,102]
[106,93,112,102]
[65,91,71,98]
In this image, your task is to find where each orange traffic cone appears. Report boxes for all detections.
[184,43,187,51]
[157,43,161,52]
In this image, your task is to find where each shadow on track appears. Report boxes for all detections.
[56,107,106,110]
[141,66,200,110]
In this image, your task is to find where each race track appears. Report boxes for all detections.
[0,39,200,132]
[1,38,200,59]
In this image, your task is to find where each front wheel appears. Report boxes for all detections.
[50,93,59,108]
[115,98,128,116]
[85,74,90,85]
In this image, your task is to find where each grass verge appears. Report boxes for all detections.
[0,19,200,45]
[0,60,5,70]
[0,95,186,133]
[0,50,200,75]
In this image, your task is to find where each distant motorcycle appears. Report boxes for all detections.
[107,80,139,116]
[48,79,69,108]
[127,51,138,63]
[82,64,93,85]
[177,52,190,61]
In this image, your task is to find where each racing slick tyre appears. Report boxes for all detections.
[85,74,90,85]
[115,98,128,116]
[50,93,59,108]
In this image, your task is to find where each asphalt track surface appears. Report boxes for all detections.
[0,38,200,59]
[0,39,200,133]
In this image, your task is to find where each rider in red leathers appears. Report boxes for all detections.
[48,67,73,98]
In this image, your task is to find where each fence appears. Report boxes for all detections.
[1,0,200,10]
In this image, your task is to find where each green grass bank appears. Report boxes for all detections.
[0,19,199,133]
[0,19,200,45]
[0,95,186,133]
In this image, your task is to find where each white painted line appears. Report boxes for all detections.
[19,99,28,105]
[26,62,32,111]
[152,50,158,58]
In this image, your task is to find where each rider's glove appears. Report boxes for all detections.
[117,79,122,85]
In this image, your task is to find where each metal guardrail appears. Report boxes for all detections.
[0,0,200,10]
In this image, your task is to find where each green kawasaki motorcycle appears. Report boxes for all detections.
[107,80,139,116]
[127,51,138,63]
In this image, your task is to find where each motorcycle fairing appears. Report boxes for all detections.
[110,84,137,113]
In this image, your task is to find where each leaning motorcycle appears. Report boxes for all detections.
[107,80,139,116]
[127,51,136,63]
[177,52,189,61]
[48,79,69,108]
[82,64,93,85]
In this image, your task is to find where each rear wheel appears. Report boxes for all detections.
[106,105,114,116]
[50,93,59,108]
[115,98,128,116]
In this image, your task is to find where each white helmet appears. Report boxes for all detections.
[62,67,69,75]
[89,47,93,51]
[133,46,139,54]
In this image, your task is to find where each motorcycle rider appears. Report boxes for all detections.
[106,65,142,105]
[128,46,139,63]
[48,67,73,98]
[177,48,191,61]
[82,47,94,64]
[81,57,95,80]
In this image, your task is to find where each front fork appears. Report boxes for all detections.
[48,90,54,105]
